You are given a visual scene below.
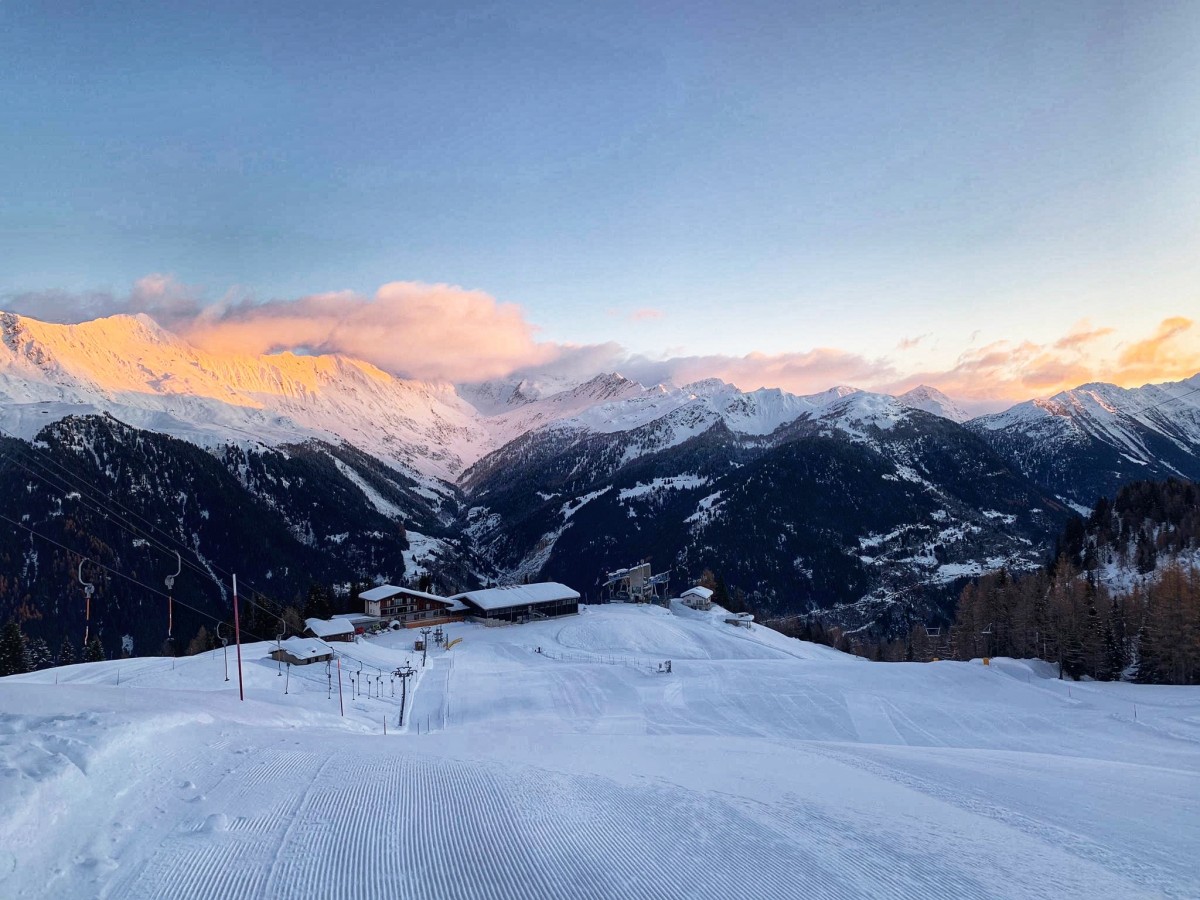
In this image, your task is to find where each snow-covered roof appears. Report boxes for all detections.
[453,582,580,612]
[275,637,333,660]
[305,617,355,638]
[681,586,713,600]
[359,584,451,604]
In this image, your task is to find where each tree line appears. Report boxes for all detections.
[760,480,1200,684]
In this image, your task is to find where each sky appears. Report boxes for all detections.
[2,0,1198,410]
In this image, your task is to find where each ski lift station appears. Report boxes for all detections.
[451,583,580,623]
[603,562,670,603]
[354,581,580,628]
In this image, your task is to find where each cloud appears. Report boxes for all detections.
[3,287,124,324]
[4,276,1199,411]
[880,317,1200,411]
[896,334,928,351]
[626,348,895,394]
[3,273,206,329]
[1053,323,1115,351]
[182,282,559,382]
[1113,317,1195,383]
[629,308,664,321]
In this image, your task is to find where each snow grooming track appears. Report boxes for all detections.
[5,604,1200,898]
[107,745,905,900]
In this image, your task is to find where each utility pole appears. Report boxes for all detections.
[233,573,244,702]
[420,627,432,667]
[395,665,415,726]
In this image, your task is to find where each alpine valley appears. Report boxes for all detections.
[3,311,1200,655]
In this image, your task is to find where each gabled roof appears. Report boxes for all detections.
[305,617,356,638]
[275,637,333,660]
[681,586,714,600]
[359,584,451,604]
[452,582,580,612]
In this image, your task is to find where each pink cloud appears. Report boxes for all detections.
[879,317,1200,409]
[6,277,1199,410]
[629,308,664,321]
[179,282,558,382]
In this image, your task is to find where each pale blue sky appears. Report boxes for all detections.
[2,1,1197,387]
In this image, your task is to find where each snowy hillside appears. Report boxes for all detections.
[0,312,488,482]
[897,384,971,423]
[969,375,1200,506]
[3,604,1197,898]
[0,312,978,488]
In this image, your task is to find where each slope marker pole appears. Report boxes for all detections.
[233,573,245,701]
[337,656,345,717]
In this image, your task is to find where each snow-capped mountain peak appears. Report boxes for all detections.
[897,385,971,423]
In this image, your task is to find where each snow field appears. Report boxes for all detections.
[2,603,1199,898]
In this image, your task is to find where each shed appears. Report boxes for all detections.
[304,617,356,642]
[452,582,580,622]
[270,637,334,666]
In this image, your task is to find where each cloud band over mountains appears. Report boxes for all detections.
[6,275,1199,411]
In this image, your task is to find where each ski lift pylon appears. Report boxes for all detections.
[78,558,95,646]
[164,551,181,643]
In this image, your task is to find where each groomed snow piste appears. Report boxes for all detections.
[2,604,1198,899]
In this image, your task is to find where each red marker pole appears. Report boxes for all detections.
[233,573,245,702]
[337,656,345,717]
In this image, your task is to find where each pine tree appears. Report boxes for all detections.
[0,621,28,676]
[304,583,334,620]
[58,638,77,666]
[712,575,732,611]
[26,637,53,671]
[1134,624,1159,684]
[83,636,106,663]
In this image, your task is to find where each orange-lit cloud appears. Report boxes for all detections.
[179,282,558,382]
[881,317,1200,409]
[1052,323,1114,350]
[1113,317,1196,383]
[5,279,1199,412]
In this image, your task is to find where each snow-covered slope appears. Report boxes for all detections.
[0,312,488,482]
[897,384,971,423]
[0,312,978,487]
[968,375,1200,506]
[3,604,1197,898]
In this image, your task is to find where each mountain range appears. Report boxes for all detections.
[1,310,1198,651]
